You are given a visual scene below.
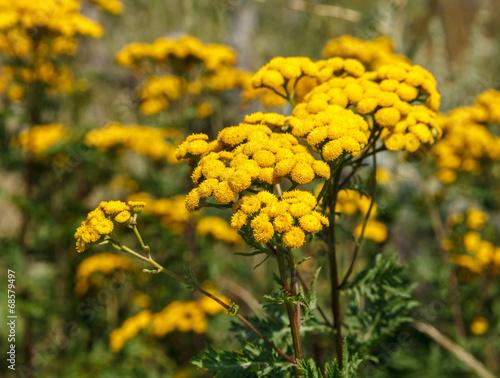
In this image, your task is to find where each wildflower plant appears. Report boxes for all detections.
[75,36,444,376]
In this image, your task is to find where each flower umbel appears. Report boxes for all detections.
[75,200,146,253]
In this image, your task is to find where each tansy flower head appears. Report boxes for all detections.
[293,59,442,154]
[433,90,500,183]
[177,117,332,212]
[322,35,410,70]
[289,109,369,162]
[75,201,145,252]
[231,190,328,249]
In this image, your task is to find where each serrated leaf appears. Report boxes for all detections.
[341,254,418,361]
[307,267,321,312]
[297,257,311,265]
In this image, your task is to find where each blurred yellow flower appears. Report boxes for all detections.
[353,220,387,243]
[75,253,137,295]
[470,317,488,335]
[11,124,68,154]
[196,216,242,245]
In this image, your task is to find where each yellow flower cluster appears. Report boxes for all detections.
[117,35,250,115]
[0,66,21,100]
[334,189,387,243]
[433,90,500,183]
[443,208,499,275]
[335,189,377,217]
[17,63,74,93]
[116,35,236,71]
[293,61,442,153]
[231,190,329,249]
[353,220,387,243]
[109,310,151,352]
[136,75,182,115]
[246,56,368,107]
[287,108,369,161]
[84,122,182,163]
[0,0,105,56]
[151,284,228,338]
[176,118,330,211]
[454,232,500,275]
[127,192,191,234]
[74,253,137,295]
[446,208,488,230]
[204,67,252,93]
[89,0,124,15]
[0,0,120,94]
[196,216,242,245]
[75,200,146,253]
[151,301,207,337]
[251,57,318,97]
[322,35,410,70]
[11,123,67,153]
[109,284,226,351]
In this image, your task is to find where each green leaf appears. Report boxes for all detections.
[298,339,362,377]
[191,341,294,377]
[341,254,418,360]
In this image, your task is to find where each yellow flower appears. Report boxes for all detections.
[376,168,392,184]
[12,124,68,154]
[353,220,387,243]
[185,189,201,212]
[282,226,306,248]
[262,70,285,88]
[196,216,242,244]
[463,232,481,253]
[466,208,488,230]
[231,211,248,230]
[375,107,401,127]
[109,310,152,352]
[322,35,409,70]
[100,201,129,215]
[322,140,344,161]
[273,213,294,232]
[228,170,252,193]
[356,98,378,114]
[299,214,322,233]
[213,181,237,204]
[75,253,137,295]
[470,317,488,335]
[291,162,315,185]
[251,214,275,243]
[86,122,182,163]
[196,102,213,118]
[115,210,131,223]
[384,134,405,151]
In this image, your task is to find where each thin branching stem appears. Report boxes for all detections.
[275,245,304,361]
[327,161,344,367]
[107,237,297,365]
[339,145,378,289]
[297,272,334,328]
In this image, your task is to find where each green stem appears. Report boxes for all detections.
[339,129,384,189]
[276,247,304,361]
[327,163,343,367]
[297,272,333,328]
[130,222,150,258]
[287,250,301,341]
[339,145,378,289]
[284,78,296,107]
[110,239,297,365]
